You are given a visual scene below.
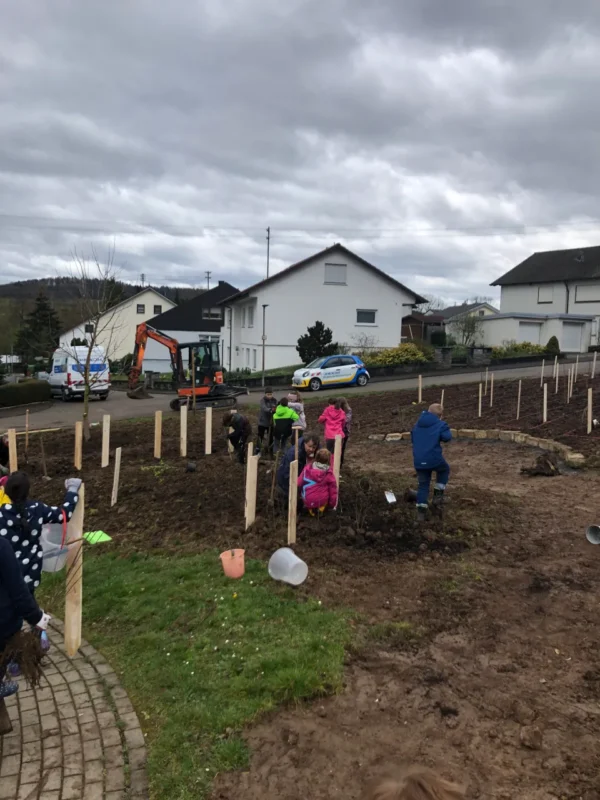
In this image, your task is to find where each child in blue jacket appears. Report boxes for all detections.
[410,403,452,521]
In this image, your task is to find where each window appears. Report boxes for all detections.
[252,349,257,369]
[242,308,246,327]
[324,263,347,285]
[575,284,600,303]
[245,348,250,365]
[538,286,554,304]
[153,305,162,315]
[356,309,377,325]
[340,356,357,366]
[247,306,255,327]
[325,358,342,368]
[136,304,145,314]
[202,307,222,320]
[478,310,485,317]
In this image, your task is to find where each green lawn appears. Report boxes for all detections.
[40,553,352,800]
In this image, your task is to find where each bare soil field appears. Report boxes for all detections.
[16,376,600,799]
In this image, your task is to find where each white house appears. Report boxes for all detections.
[436,301,498,344]
[488,245,600,351]
[59,288,176,360]
[141,281,238,373]
[218,243,426,372]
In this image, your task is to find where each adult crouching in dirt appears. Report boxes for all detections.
[411,403,452,522]
[276,432,320,507]
[223,409,252,465]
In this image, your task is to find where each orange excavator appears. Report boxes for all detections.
[128,323,248,411]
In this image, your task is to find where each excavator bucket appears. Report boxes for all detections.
[127,385,152,400]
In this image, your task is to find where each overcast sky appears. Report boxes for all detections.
[2,0,600,304]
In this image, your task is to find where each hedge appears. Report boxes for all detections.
[0,380,52,408]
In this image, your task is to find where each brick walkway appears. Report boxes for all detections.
[0,620,148,799]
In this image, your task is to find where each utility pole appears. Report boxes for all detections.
[266,226,270,279]
[205,271,211,291]
[261,304,269,387]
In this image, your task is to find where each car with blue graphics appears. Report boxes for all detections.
[292,354,370,392]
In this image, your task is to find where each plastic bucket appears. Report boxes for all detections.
[585,525,600,545]
[220,549,245,579]
[268,547,308,586]
[41,524,69,573]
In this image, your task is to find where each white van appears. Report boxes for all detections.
[48,347,111,401]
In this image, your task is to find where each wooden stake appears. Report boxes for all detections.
[478,383,482,418]
[484,366,489,396]
[566,367,571,404]
[587,388,593,434]
[294,428,299,461]
[40,435,48,479]
[180,403,188,458]
[25,409,30,454]
[516,380,522,420]
[570,365,575,399]
[592,350,597,380]
[154,410,162,459]
[440,388,445,408]
[575,354,580,382]
[244,443,258,530]
[7,428,17,473]
[287,459,298,545]
[489,373,494,408]
[74,421,82,471]
[553,355,558,379]
[555,362,559,395]
[418,374,422,404]
[65,483,84,658]
[101,414,110,468]
[333,434,342,486]
[204,406,212,456]
[111,447,122,507]
[15,426,61,437]
[540,359,545,388]
[543,383,548,423]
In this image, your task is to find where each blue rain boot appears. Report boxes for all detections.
[0,680,18,699]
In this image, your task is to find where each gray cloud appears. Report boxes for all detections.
[1,0,600,304]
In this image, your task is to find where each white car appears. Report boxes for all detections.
[48,347,111,401]
[292,355,370,392]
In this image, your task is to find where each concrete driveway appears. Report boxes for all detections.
[0,357,587,432]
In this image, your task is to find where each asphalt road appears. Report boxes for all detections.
[0,358,589,433]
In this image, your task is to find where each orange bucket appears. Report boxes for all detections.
[220,548,245,579]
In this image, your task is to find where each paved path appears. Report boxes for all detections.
[0,620,148,800]
[0,357,592,432]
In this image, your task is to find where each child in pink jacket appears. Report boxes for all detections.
[318,398,347,454]
[297,449,338,514]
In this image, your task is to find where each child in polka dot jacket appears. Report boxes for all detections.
[0,472,81,593]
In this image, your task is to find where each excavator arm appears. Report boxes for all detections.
[128,323,182,392]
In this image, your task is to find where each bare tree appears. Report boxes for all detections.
[447,313,484,347]
[349,332,380,357]
[63,245,127,439]
[416,294,445,314]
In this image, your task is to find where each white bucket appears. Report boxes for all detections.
[585,525,600,545]
[41,524,69,573]
[268,547,308,586]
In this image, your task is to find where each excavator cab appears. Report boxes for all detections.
[183,341,222,387]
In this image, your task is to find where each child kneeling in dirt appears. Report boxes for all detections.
[297,448,338,515]
[363,766,464,800]
[222,409,252,464]
[410,403,452,522]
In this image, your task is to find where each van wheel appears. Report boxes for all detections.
[99,393,109,401]
[309,378,322,392]
[61,388,70,402]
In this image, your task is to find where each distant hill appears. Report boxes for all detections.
[0,277,205,354]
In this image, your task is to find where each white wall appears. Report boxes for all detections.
[60,290,175,360]
[221,252,417,371]
[480,316,592,352]
[142,329,221,373]
[501,280,600,316]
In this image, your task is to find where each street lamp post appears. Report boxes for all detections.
[261,304,269,388]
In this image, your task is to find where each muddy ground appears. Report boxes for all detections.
[15,380,600,799]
